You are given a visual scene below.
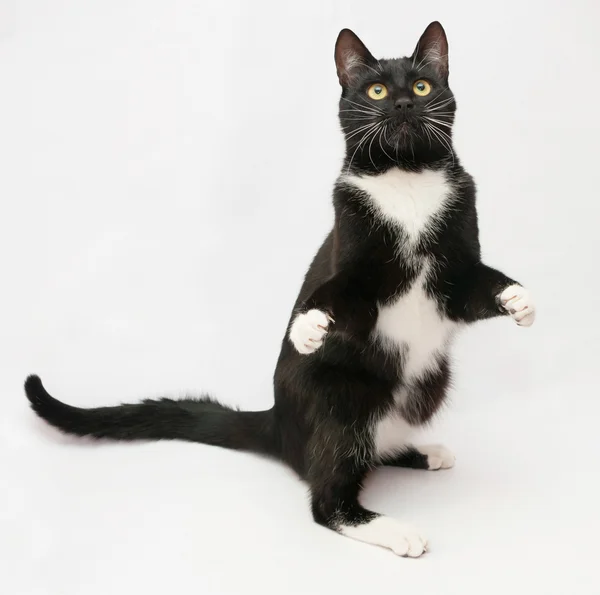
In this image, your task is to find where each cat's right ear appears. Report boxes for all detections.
[334,29,376,87]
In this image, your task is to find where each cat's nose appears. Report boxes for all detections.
[394,97,414,112]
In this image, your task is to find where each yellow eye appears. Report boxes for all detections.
[367,83,388,100]
[413,80,431,96]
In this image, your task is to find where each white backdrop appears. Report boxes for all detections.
[2,1,599,594]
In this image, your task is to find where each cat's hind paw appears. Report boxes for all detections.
[416,444,456,470]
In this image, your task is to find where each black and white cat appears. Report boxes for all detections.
[25,22,535,558]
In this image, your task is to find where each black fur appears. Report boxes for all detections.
[382,448,431,470]
[25,22,524,553]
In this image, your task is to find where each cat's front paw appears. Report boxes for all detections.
[499,284,535,327]
[289,309,332,354]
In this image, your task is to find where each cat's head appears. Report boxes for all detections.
[335,22,455,171]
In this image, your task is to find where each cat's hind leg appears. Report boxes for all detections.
[309,443,428,557]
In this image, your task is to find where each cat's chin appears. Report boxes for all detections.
[385,122,418,149]
[382,121,444,162]
[389,120,412,133]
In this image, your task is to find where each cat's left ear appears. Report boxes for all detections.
[335,29,377,87]
[411,21,449,80]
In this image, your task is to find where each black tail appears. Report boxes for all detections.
[24,375,279,457]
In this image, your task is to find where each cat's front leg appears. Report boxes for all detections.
[446,262,535,326]
[289,270,376,355]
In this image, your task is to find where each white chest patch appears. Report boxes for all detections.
[341,167,452,242]
[375,264,457,380]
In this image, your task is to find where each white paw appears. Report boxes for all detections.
[499,284,535,327]
[289,309,331,355]
[417,444,455,470]
[339,516,428,558]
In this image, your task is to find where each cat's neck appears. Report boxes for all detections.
[342,153,455,177]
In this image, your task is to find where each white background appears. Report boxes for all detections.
[2,1,599,593]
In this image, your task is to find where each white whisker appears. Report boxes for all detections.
[339,108,380,114]
[361,62,384,76]
[346,122,381,173]
[344,120,380,141]
[378,122,396,163]
[339,108,382,117]
[424,121,455,165]
[367,124,381,170]
[422,122,433,149]
[341,97,385,115]
[343,116,379,124]
[423,116,452,129]
[425,96,454,111]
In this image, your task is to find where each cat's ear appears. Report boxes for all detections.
[411,21,449,80]
[334,29,377,87]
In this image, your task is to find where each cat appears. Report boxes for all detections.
[25,21,535,558]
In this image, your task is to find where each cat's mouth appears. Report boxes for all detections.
[389,115,416,128]
[384,118,428,150]
[388,119,414,137]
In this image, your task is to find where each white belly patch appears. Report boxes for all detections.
[375,265,456,380]
[373,409,414,458]
[341,167,459,458]
[372,268,457,458]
